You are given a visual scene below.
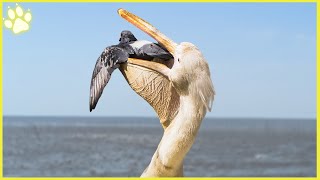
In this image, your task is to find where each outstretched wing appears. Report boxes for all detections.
[90,46,129,112]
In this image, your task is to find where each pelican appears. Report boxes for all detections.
[90,9,215,177]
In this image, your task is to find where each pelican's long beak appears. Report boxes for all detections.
[117,8,178,77]
[117,9,180,126]
[118,8,177,54]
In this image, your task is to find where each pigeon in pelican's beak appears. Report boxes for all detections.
[117,8,179,80]
[89,29,173,112]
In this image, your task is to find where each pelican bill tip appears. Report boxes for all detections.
[117,8,126,16]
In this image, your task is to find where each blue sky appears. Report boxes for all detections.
[2,3,316,118]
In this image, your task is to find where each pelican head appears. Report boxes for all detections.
[118,9,214,114]
[170,42,214,110]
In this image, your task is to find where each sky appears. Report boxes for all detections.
[2,3,316,118]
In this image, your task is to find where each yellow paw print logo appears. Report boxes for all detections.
[3,4,32,34]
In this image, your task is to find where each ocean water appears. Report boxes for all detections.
[3,116,316,177]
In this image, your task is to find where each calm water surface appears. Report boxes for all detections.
[3,116,316,177]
